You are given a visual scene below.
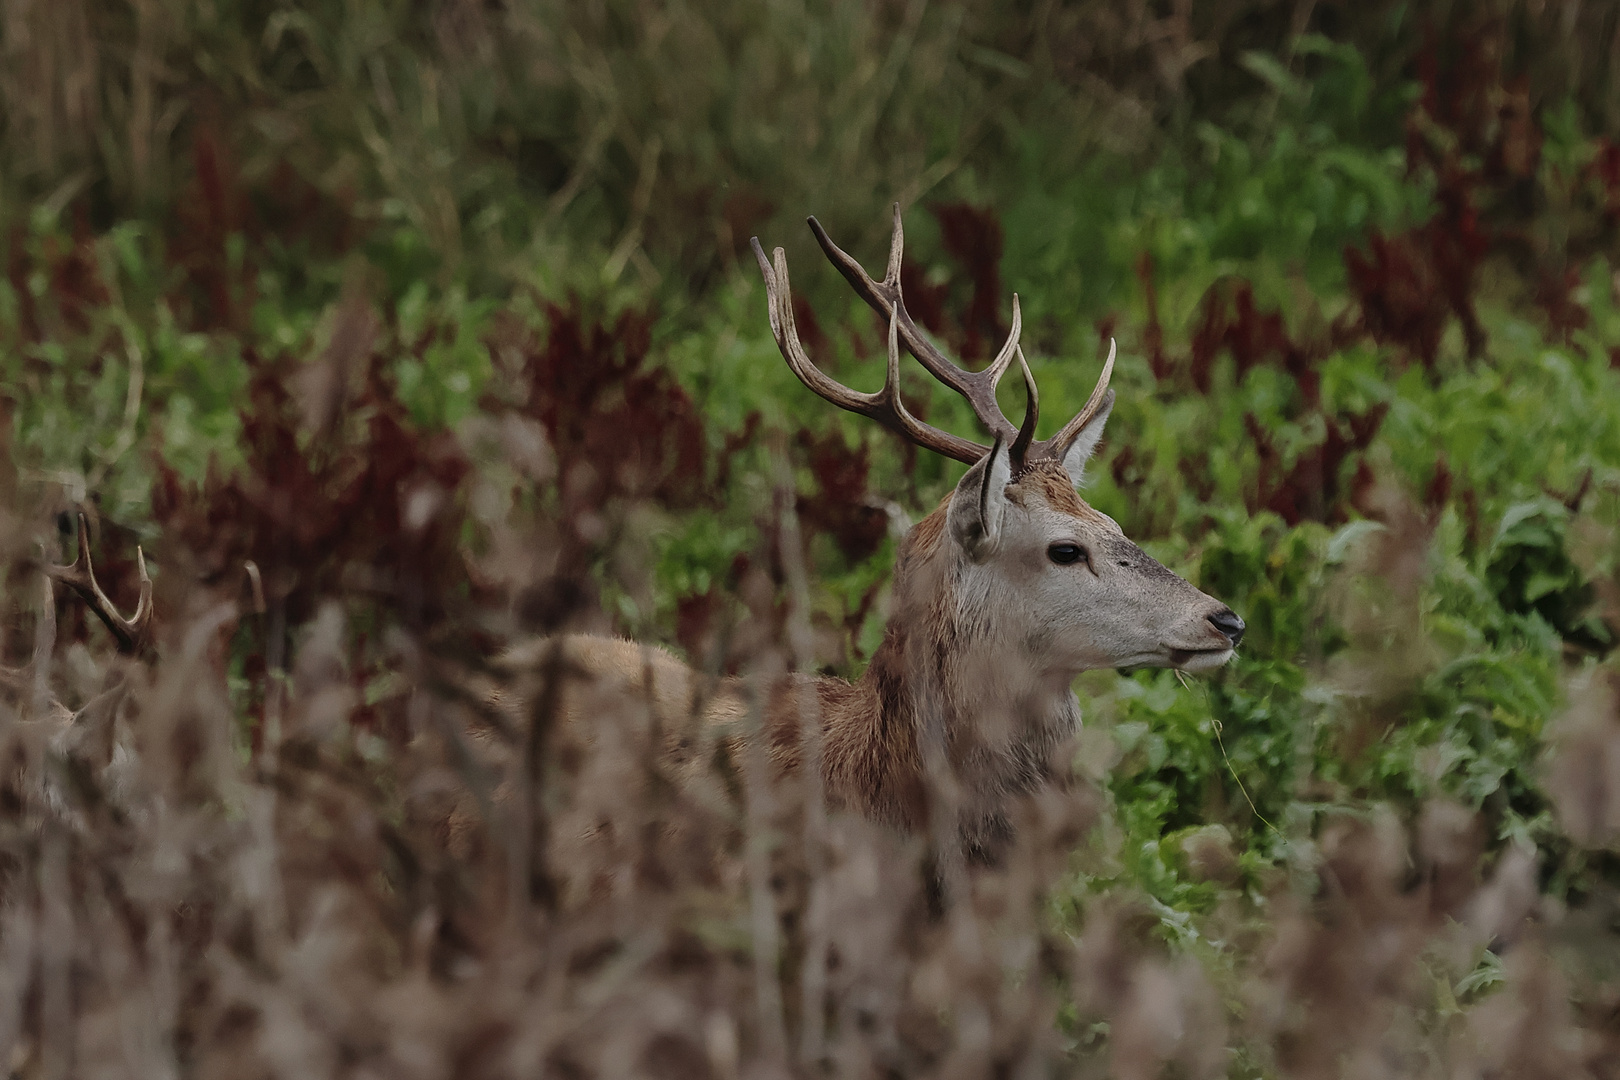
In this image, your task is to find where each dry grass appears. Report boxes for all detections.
[6,2,1620,1076]
[2,389,1620,1079]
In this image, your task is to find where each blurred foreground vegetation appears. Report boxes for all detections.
[10,0,1620,1075]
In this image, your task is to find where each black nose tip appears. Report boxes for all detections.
[1208,608,1245,647]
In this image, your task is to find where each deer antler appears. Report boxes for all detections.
[45,513,153,655]
[753,204,1114,472]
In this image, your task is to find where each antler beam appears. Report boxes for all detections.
[45,513,153,655]
[752,208,1016,465]
[754,204,1112,472]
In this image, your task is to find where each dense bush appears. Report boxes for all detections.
[8,2,1620,1075]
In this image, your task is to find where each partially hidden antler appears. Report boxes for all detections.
[45,513,153,655]
[752,203,1115,471]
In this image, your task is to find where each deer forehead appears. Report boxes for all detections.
[905,464,1123,564]
[1003,466,1121,536]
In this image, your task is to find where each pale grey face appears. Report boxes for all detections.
[983,495,1242,675]
[942,408,1243,678]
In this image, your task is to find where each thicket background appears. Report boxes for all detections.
[7,0,1620,1076]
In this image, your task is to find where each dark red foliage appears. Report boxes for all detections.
[1546,466,1595,514]
[1134,253,1172,382]
[1457,485,1483,549]
[1346,230,1450,368]
[1589,139,1620,221]
[146,325,470,742]
[1387,20,1620,353]
[1414,23,1542,184]
[6,211,112,345]
[6,126,361,369]
[1125,116,1509,530]
[928,202,1008,362]
[674,588,721,661]
[500,303,720,513]
[1144,19,1612,530]
[790,294,829,358]
[1123,259,1382,526]
[720,190,776,259]
[166,125,361,335]
[672,552,754,664]
[152,347,470,633]
[1416,22,1506,161]
[1424,456,1453,513]
[1190,279,1325,404]
[1535,266,1590,341]
[794,428,888,562]
[1415,453,1486,546]
[257,159,361,263]
[479,300,757,633]
[1485,76,1542,185]
[1344,26,1502,368]
[1176,453,1216,504]
[1095,314,1118,352]
[168,126,257,333]
[899,260,950,339]
[1243,404,1388,527]
[1109,443,1137,493]
[1346,163,1489,370]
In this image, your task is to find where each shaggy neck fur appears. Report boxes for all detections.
[787,471,1084,855]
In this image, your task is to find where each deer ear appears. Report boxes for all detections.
[947,437,1012,559]
[1058,389,1114,488]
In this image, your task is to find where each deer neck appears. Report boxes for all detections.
[814,542,1082,845]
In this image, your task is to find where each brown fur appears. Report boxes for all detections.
[500,473,1090,850]
[492,628,930,834]
[1007,463,1113,524]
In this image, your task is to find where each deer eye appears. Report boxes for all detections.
[1047,543,1086,566]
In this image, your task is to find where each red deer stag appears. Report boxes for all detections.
[509,206,1243,859]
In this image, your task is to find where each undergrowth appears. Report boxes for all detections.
[7,4,1620,1075]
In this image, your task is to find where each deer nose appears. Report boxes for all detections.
[1208,608,1245,647]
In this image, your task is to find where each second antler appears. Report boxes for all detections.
[46,513,153,655]
[751,204,1114,471]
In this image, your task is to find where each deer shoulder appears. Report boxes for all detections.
[486,634,897,816]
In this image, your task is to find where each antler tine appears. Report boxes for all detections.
[751,235,985,464]
[879,291,964,450]
[806,207,1023,448]
[982,293,1023,388]
[882,200,905,289]
[1009,346,1040,467]
[767,207,1119,474]
[1032,337,1117,462]
[45,512,153,655]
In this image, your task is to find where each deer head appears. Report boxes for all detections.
[751,207,1243,687]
